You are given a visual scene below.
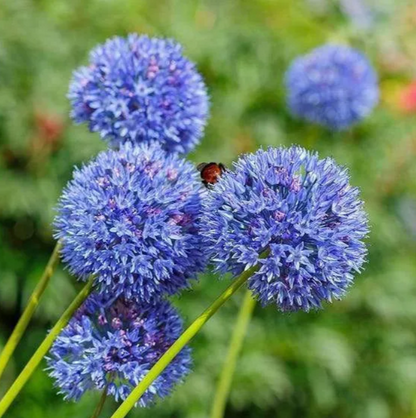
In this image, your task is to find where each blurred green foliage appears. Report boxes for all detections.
[1,0,416,417]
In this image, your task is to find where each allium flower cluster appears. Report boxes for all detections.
[200,146,369,311]
[54,142,206,301]
[285,44,379,130]
[47,294,191,406]
[69,34,209,154]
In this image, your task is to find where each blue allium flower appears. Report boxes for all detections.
[47,294,191,406]
[285,44,379,130]
[200,146,369,311]
[54,142,206,301]
[69,34,209,154]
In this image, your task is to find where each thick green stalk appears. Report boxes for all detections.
[0,240,62,380]
[210,289,256,418]
[110,259,266,418]
[0,276,95,417]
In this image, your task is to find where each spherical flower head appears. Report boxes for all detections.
[201,146,369,312]
[47,294,191,406]
[285,44,379,130]
[69,34,209,154]
[54,142,206,301]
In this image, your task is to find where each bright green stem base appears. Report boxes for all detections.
[110,259,265,418]
[0,240,62,380]
[0,276,95,417]
[210,289,256,418]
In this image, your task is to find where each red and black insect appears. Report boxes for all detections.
[197,162,227,187]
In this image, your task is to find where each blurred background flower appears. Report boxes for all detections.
[1,1,416,418]
[285,44,379,130]
[398,81,416,113]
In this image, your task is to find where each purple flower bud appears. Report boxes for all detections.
[111,318,122,329]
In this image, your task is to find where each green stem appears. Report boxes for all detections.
[90,384,109,418]
[110,257,267,418]
[0,240,62,380]
[210,289,256,418]
[0,276,95,417]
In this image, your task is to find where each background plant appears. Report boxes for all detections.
[1,1,416,417]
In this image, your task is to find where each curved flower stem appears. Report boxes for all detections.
[110,253,268,418]
[210,289,256,418]
[0,240,62,380]
[91,384,109,418]
[0,276,95,417]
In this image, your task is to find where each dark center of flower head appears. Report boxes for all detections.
[89,157,197,248]
[261,167,341,252]
[95,299,172,376]
[49,294,190,405]
[248,169,319,261]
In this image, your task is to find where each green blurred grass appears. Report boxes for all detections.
[1,0,416,417]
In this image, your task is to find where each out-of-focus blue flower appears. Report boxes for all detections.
[339,0,374,30]
[47,294,191,406]
[69,34,209,154]
[201,146,369,311]
[54,142,206,301]
[285,44,379,130]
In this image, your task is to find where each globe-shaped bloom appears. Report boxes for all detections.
[69,34,209,154]
[47,294,191,406]
[201,146,369,311]
[285,44,379,130]
[54,142,206,301]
